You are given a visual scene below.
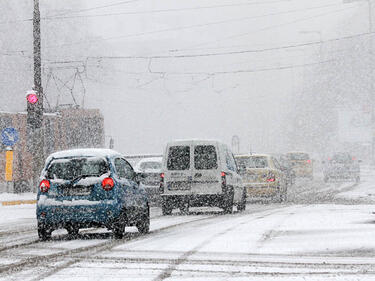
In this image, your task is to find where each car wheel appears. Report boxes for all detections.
[136,206,150,234]
[222,191,234,214]
[113,211,126,239]
[162,198,173,215]
[237,189,246,212]
[66,225,79,236]
[179,201,189,215]
[38,223,52,241]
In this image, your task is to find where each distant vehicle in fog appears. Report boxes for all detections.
[286,152,314,179]
[236,154,287,202]
[274,154,296,186]
[134,157,162,202]
[160,140,246,215]
[322,152,361,183]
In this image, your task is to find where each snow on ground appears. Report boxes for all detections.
[39,204,375,281]
[0,192,36,203]
[336,166,375,202]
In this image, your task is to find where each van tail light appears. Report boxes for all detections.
[159,173,165,193]
[39,179,50,193]
[221,172,227,191]
[101,177,114,191]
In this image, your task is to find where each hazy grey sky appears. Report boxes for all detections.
[1,0,368,155]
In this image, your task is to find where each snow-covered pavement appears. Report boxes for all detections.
[1,165,375,280]
[2,204,371,281]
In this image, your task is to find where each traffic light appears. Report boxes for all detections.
[26,90,42,129]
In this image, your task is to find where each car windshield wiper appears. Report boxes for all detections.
[70,174,101,184]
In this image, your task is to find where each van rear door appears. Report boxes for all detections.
[165,145,192,192]
[191,144,221,195]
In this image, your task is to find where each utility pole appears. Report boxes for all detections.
[32,0,44,189]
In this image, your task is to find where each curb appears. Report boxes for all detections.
[1,200,37,206]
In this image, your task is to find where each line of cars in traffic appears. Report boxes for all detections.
[36,139,348,241]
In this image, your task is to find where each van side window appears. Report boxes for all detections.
[167,146,190,170]
[226,150,237,172]
[194,145,218,170]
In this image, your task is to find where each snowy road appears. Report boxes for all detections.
[1,167,375,280]
[0,203,374,281]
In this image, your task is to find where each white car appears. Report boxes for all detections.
[160,139,246,215]
[134,157,162,186]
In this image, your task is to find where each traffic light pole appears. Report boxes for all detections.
[32,0,44,190]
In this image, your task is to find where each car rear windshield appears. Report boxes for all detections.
[287,153,309,160]
[331,153,352,163]
[194,145,218,170]
[46,157,109,180]
[167,146,190,170]
[237,156,268,169]
[140,161,161,170]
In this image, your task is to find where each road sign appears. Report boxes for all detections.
[5,150,13,182]
[1,128,19,146]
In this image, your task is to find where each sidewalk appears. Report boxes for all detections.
[0,192,37,206]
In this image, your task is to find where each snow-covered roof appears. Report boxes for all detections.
[168,139,222,145]
[235,153,270,158]
[136,157,163,164]
[46,148,122,162]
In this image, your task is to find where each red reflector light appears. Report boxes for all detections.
[101,177,114,191]
[39,179,50,192]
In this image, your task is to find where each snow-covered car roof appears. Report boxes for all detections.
[235,154,270,158]
[46,148,122,163]
[134,157,162,172]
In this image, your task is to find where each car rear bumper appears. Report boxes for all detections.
[161,194,225,207]
[244,183,279,197]
[36,199,122,227]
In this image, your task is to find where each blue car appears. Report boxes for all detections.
[36,149,150,240]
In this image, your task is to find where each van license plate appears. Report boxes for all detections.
[168,182,191,190]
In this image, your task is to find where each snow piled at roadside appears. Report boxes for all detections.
[336,166,375,202]
[0,192,36,202]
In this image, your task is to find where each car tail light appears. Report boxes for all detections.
[352,157,356,161]
[101,177,114,191]
[221,172,226,188]
[159,173,165,193]
[39,179,50,193]
[267,175,275,182]
[307,159,311,164]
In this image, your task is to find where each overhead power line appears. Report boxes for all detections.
[179,5,353,51]
[43,0,296,20]
[38,4,352,52]
[82,30,373,61]
[50,0,141,17]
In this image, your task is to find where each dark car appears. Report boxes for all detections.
[322,152,361,183]
[36,149,150,240]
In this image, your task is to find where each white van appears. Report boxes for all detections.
[160,140,246,214]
